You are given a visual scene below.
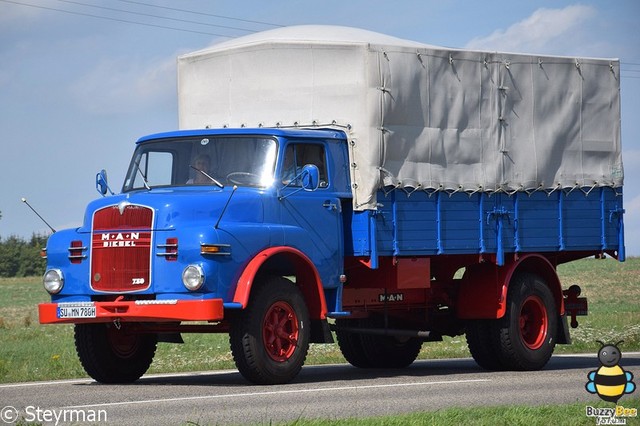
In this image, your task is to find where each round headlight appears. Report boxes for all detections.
[182,264,204,291]
[43,269,64,294]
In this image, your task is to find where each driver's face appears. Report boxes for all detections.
[195,159,209,169]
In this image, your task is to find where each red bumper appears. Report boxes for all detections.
[39,298,225,324]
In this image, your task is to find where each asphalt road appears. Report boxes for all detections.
[1,353,639,425]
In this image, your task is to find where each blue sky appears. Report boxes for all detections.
[1,0,639,253]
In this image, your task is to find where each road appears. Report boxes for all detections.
[1,353,639,425]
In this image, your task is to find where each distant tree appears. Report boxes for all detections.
[0,233,47,277]
[0,235,21,277]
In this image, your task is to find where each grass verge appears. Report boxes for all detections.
[269,397,640,426]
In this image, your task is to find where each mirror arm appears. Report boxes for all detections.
[277,169,310,201]
[96,170,115,196]
[278,186,304,201]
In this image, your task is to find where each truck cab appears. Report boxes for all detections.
[40,128,350,384]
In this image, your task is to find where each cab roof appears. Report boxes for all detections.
[136,127,347,144]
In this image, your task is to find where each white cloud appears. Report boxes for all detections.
[465,5,597,55]
[71,55,176,115]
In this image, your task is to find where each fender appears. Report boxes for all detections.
[233,246,328,319]
[457,254,564,320]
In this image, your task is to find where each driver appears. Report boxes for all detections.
[187,154,211,184]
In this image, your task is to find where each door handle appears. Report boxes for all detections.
[323,201,339,211]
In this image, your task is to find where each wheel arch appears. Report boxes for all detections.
[514,255,564,317]
[457,254,563,320]
[233,246,328,320]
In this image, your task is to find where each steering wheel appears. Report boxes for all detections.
[226,171,260,186]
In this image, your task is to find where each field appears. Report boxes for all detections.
[1,256,639,384]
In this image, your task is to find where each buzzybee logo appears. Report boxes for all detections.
[586,341,636,403]
[584,340,637,425]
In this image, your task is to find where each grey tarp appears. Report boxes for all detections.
[177,25,622,210]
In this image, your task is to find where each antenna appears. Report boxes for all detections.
[21,198,56,233]
[214,186,237,229]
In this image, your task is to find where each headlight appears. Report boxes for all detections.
[43,269,64,294]
[182,264,204,291]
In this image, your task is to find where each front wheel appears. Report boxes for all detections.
[230,276,310,384]
[74,323,157,383]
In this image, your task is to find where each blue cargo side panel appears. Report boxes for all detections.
[343,188,623,259]
[440,193,483,253]
[379,192,438,254]
[563,188,623,253]
[563,190,605,250]
[515,192,562,252]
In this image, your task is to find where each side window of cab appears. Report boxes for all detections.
[281,143,328,188]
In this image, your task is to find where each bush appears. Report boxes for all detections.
[0,234,48,278]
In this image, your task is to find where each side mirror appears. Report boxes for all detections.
[301,164,320,191]
[96,169,113,196]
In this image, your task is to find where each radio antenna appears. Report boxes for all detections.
[21,198,56,233]
[214,186,237,229]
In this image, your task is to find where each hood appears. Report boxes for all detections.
[77,187,265,233]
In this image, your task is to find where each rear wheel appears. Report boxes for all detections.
[75,323,157,383]
[497,273,557,370]
[466,272,557,371]
[465,320,503,370]
[336,316,423,369]
[335,318,373,368]
[230,276,310,384]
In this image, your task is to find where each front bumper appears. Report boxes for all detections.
[38,298,225,324]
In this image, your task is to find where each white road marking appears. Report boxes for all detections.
[62,378,492,410]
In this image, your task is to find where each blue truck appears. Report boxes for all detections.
[39,26,624,384]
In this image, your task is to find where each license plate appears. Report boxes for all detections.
[57,304,97,319]
[565,297,588,316]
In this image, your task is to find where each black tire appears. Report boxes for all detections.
[335,318,373,368]
[74,323,157,384]
[360,316,423,368]
[466,273,556,371]
[229,276,310,384]
[336,316,422,369]
[465,320,504,371]
[495,272,557,370]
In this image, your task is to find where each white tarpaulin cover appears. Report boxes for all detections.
[178,25,623,210]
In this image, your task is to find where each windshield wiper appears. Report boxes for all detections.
[135,162,150,190]
[189,165,224,188]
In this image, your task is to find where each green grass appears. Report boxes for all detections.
[555,257,640,353]
[1,257,639,384]
[267,397,640,426]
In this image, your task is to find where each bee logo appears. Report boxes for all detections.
[586,340,636,403]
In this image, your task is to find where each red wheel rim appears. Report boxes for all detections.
[519,295,548,350]
[262,301,299,362]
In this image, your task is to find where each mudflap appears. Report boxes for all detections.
[556,314,571,345]
[310,319,334,343]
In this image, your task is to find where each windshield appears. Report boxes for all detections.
[122,136,277,192]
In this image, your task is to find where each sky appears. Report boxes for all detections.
[1,0,639,254]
